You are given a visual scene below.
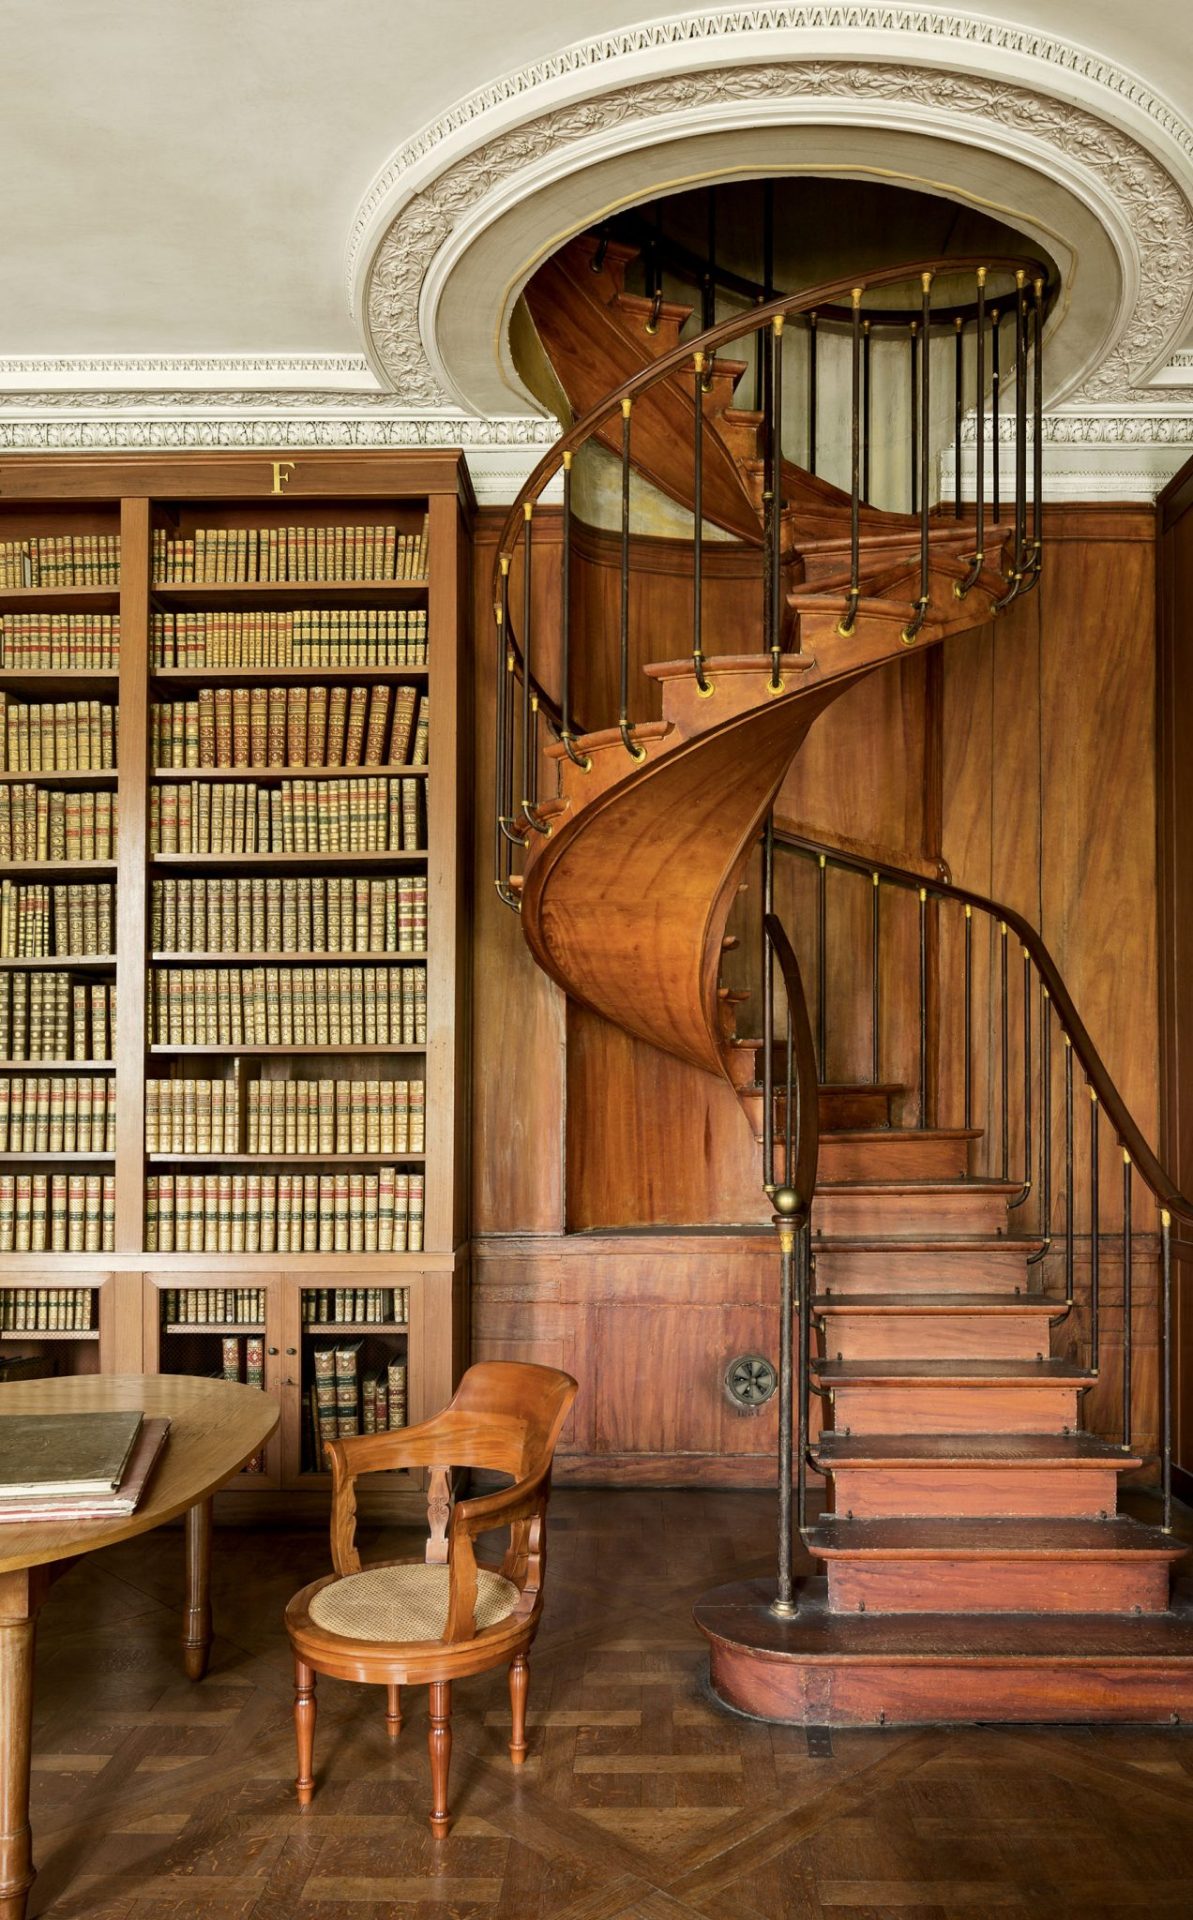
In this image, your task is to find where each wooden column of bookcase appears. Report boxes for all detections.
[0,453,475,1519]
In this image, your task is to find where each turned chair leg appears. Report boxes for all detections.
[509,1652,529,1766]
[428,1680,452,1836]
[294,1658,317,1805]
[385,1683,402,1738]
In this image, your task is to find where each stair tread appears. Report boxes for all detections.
[814,1356,1091,1382]
[813,1292,1059,1314]
[805,1517,1184,1558]
[814,1432,1143,1467]
[695,1576,1193,1659]
[816,1178,1019,1195]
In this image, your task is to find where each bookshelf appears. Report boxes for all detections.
[0,452,473,1514]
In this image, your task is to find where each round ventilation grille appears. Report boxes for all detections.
[724,1353,777,1408]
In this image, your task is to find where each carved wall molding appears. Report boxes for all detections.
[355,8,1193,420]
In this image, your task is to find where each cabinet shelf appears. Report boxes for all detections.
[0,1328,99,1342]
[148,1153,425,1166]
[0,769,118,787]
[163,1322,264,1336]
[0,1152,113,1163]
[149,1043,425,1056]
[0,1059,114,1072]
[152,764,428,781]
[149,951,426,964]
[1,860,115,877]
[151,580,427,608]
[303,1323,409,1336]
[152,664,428,683]
[150,851,426,868]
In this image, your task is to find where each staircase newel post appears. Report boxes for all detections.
[1161,1209,1173,1532]
[771,1207,797,1617]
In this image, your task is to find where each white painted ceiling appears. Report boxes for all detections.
[2,0,1191,359]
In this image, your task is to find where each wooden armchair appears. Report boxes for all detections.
[283,1360,578,1834]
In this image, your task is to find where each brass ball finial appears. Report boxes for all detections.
[772,1186,800,1217]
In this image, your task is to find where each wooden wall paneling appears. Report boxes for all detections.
[564,1005,767,1230]
[0,452,477,507]
[114,498,150,1254]
[1157,461,1193,1487]
[470,514,566,1236]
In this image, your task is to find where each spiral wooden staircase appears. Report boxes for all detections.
[494,233,1193,1724]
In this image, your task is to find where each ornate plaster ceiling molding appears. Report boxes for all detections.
[354,7,1193,416]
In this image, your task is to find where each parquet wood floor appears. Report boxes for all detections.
[23,1489,1193,1917]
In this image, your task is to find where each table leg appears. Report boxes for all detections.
[0,1572,40,1920]
[182,1496,213,1682]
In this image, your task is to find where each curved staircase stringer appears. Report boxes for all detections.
[520,676,856,1079]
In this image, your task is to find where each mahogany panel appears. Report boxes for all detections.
[826,1558,1171,1615]
[829,1465,1121,1519]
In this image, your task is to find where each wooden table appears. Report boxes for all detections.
[0,1374,278,1920]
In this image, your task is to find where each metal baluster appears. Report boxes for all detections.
[618,398,644,761]
[560,451,591,770]
[963,903,973,1131]
[1010,946,1032,1208]
[702,189,717,330]
[808,313,818,475]
[909,318,919,514]
[1030,985,1053,1266]
[1122,1150,1133,1448]
[493,558,522,896]
[901,274,933,644]
[762,817,776,1196]
[772,1202,796,1616]
[817,855,827,1078]
[862,319,872,504]
[838,288,863,638]
[871,872,881,1086]
[1064,1036,1075,1306]
[1161,1209,1173,1531]
[1090,1088,1100,1372]
[520,502,549,833]
[797,1218,811,1539]
[1019,275,1045,593]
[692,353,711,694]
[768,316,784,690]
[754,182,774,414]
[991,304,1001,523]
[1000,922,1009,1179]
[954,314,964,519]
[957,270,987,599]
[919,886,928,1129]
[645,203,663,335]
[994,271,1029,611]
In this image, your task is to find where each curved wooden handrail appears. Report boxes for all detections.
[764,911,820,1221]
[775,827,1193,1230]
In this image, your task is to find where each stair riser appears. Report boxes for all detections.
[812,1247,1034,1292]
[808,1137,973,1182]
[705,1642,1193,1725]
[817,1312,1049,1361]
[829,1383,1082,1434]
[814,1190,1011,1235]
[826,1559,1173,1616]
[829,1466,1123,1521]
[819,1091,897,1129]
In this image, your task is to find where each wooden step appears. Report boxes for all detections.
[610,289,694,357]
[807,1517,1183,1616]
[811,1235,1044,1293]
[813,1179,1017,1236]
[695,1576,1193,1725]
[814,1290,1057,1362]
[815,1356,1090,1435]
[543,718,675,813]
[818,1084,902,1130]
[816,1431,1138,1520]
[763,1125,977,1183]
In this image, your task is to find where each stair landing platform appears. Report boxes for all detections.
[694,1575,1193,1725]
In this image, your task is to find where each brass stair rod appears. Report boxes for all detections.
[1090,1086,1101,1371]
[963,903,973,1129]
[762,816,776,1197]
[956,270,987,599]
[1009,946,1033,1208]
[908,319,919,514]
[991,303,1001,522]
[768,316,784,689]
[692,354,710,692]
[954,313,964,519]
[1030,984,1054,1268]
[520,505,550,832]
[618,399,644,760]
[772,1207,796,1617]
[808,313,818,475]
[1161,1212,1173,1531]
[1000,922,1010,1177]
[901,273,933,644]
[1122,1151,1134,1449]
[1017,276,1046,594]
[838,289,863,638]
[993,272,1029,610]
[559,454,591,769]
[862,319,872,504]
[871,871,881,1086]
[1064,1037,1075,1306]
[919,887,929,1128]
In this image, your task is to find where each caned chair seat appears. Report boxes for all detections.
[309,1563,519,1644]
[284,1361,578,1836]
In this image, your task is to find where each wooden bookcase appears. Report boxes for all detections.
[0,452,473,1515]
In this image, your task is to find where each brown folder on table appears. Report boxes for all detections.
[0,1418,170,1522]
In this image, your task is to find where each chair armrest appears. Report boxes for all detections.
[442,1465,553,1644]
